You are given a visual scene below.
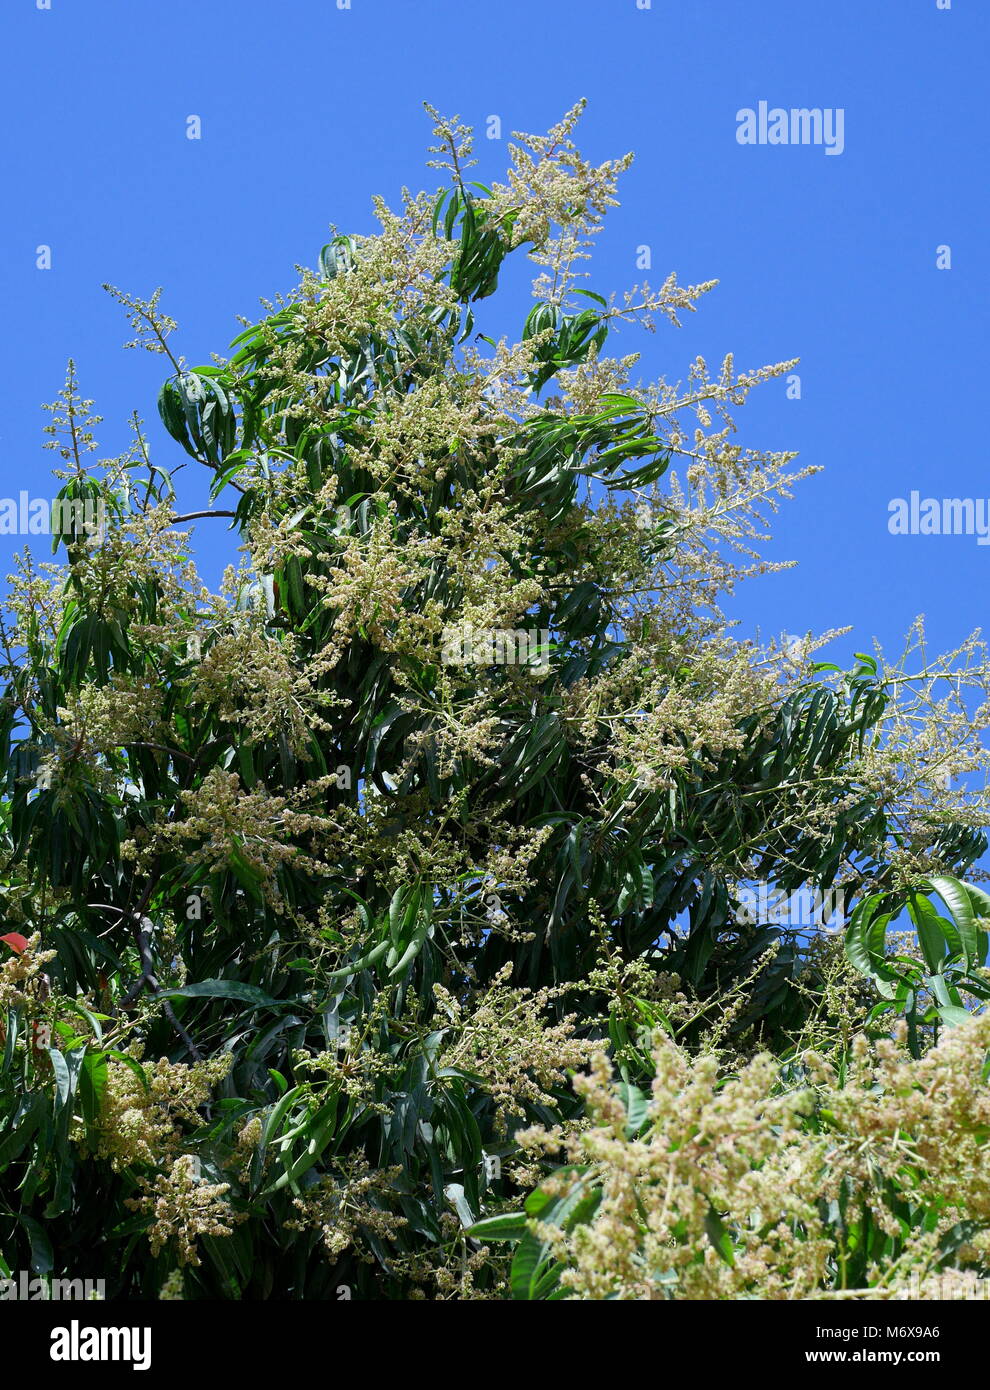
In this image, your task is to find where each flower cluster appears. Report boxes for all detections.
[517,1013,990,1300]
[125,1154,243,1267]
[89,1051,231,1173]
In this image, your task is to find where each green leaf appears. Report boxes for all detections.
[467,1212,528,1242]
[908,893,950,973]
[937,1004,974,1028]
[844,895,886,977]
[18,1214,53,1276]
[510,1227,558,1301]
[704,1207,735,1267]
[929,875,979,968]
[161,980,280,1008]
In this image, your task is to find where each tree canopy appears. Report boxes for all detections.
[3,104,990,1301]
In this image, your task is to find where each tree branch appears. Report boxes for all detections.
[170,510,237,524]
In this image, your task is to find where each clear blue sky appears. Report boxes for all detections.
[1,0,986,672]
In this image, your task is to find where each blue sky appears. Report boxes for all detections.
[1,0,986,674]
